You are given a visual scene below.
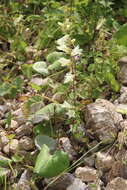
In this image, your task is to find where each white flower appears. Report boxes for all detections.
[57,35,70,46]
[56,35,71,53]
[71,45,82,57]
[64,72,74,83]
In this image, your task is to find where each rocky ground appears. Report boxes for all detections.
[1,57,127,189]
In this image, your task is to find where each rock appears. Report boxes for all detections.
[117,120,127,147]
[0,131,9,147]
[84,155,95,167]
[15,123,32,138]
[119,56,127,64]
[106,177,127,190]
[13,108,26,125]
[59,137,76,160]
[75,166,99,182]
[85,99,122,143]
[95,152,114,172]
[19,136,34,151]
[116,104,127,115]
[10,139,19,154]
[3,144,10,154]
[106,161,127,182]
[117,86,127,104]
[0,105,9,113]
[67,177,87,190]
[10,120,18,130]
[16,170,31,190]
[120,86,127,94]
[45,173,75,190]
[118,56,127,85]
[115,147,127,163]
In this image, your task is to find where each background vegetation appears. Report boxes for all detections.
[0,0,127,189]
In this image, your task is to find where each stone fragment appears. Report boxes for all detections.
[45,173,75,190]
[59,137,76,160]
[118,57,127,85]
[67,178,87,190]
[3,144,10,154]
[10,139,19,154]
[16,170,31,190]
[85,99,122,143]
[106,161,127,182]
[13,108,26,125]
[19,136,34,151]
[75,166,98,182]
[0,131,9,147]
[84,155,95,167]
[119,56,127,64]
[0,105,8,113]
[95,152,114,172]
[10,120,18,130]
[117,86,127,104]
[106,177,127,190]
[116,104,127,115]
[15,123,32,138]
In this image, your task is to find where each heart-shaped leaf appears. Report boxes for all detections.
[32,103,65,121]
[33,61,49,75]
[35,135,57,150]
[34,144,69,178]
[46,51,65,63]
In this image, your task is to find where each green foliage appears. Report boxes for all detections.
[32,103,65,121]
[35,135,57,151]
[0,0,127,186]
[0,156,12,168]
[21,64,33,79]
[0,77,24,98]
[34,144,69,178]
[114,23,127,46]
[33,61,49,75]
[46,51,65,63]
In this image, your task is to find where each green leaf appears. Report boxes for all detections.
[33,61,49,75]
[12,155,23,163]
[48,60,62,71]
[114,23,127,46]
[0,83,11,96]
[33,103,65,120]
[105,72,120,92]
[21,64,33,79]
[6,111,12,127]
[46,51,65,63]
[35,135,57,150]
[34,144,69,178]
[0,156,12,167]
